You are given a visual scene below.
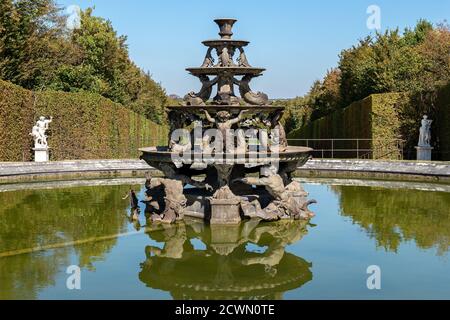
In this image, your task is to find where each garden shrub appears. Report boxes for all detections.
[0,80,168,161]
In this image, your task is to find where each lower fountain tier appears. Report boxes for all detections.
[180,187,309,221]
[139,146,312,167]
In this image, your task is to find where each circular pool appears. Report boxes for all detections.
[0,178,449,299]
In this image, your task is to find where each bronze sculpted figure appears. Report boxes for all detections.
[146,177,186,224]
[197,75,218,101]
[183,91,205,106]
[237,47,251,67]
[203,109,248,151]
[234,75,269,105]
[217,46,234,67]
[270,111,288,152]
[201,47,215,67]
[182,75,218,105]
[145,164,212,224]
[236,165,315,221]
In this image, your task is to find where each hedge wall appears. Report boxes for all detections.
[0,80,168,161]
[435,84,450,160]
[288,93,404,159]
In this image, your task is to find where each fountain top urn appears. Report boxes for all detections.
[214,18,237,39]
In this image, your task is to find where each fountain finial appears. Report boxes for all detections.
[214,18,237,39]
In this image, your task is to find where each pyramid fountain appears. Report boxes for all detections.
[140,19,315,225]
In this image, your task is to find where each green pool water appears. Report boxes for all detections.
[0,180,449,299]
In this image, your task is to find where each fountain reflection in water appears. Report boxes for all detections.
[0,182,450,299]
[139,219,313,299]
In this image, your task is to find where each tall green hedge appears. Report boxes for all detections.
[0,80,168,161]
[288,93,404,159]
[288,88,450,160]
[435,84,450,160]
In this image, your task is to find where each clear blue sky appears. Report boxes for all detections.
[57,0,449,98]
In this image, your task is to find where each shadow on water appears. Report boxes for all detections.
[139,219,313,299]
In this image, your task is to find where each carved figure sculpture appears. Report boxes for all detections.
[123,189,140,221]
[203,109,248,151]
[234,75,268,105]
[237,47,251,67]
[197,75,218,101]
[214,72,240,105]
[152,179,185,223]
[217,46,233,67]
[30,125,43,147]
[146,176,186,224]
[270,111,288,152]
[30,116,52,148]
[236,165,315,220]
[200,47,215,67]
[183,75,219,106]
[418,115,433,147]
[183,91,205,106]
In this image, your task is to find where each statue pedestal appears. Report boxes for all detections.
[415,146,433,161]
[209,198,241,224]
[33,147,49,162]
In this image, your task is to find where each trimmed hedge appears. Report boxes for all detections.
[0,80,168,161]
[288,88,450,160]
[435,84,450,160]
[288,93,405,159]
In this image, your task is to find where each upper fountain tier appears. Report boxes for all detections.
[186,18,265,77]
[182,19,270,106]
[202,18,250,48]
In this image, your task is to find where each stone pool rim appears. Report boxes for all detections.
[0,158,449,184]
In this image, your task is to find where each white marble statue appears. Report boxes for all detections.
[418,115,432,147]
[30,116,52,148]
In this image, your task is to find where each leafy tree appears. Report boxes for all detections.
[339,36,376,105]
[416,23,450,90]
[309,68,342,120]
[0,2,167,123]
[284,20,448,134]
[0,0,74,88]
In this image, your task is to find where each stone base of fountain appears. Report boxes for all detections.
[210,198,241,224]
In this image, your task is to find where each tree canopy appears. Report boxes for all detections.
[283,20,450,131]
[0,0,166,123]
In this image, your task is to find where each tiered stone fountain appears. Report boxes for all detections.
[140,19,315,225]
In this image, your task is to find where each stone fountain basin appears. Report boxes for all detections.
[166,105,284,114]
[139,146,312,166]
[186,67,265,76]
[201,39,250,47]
